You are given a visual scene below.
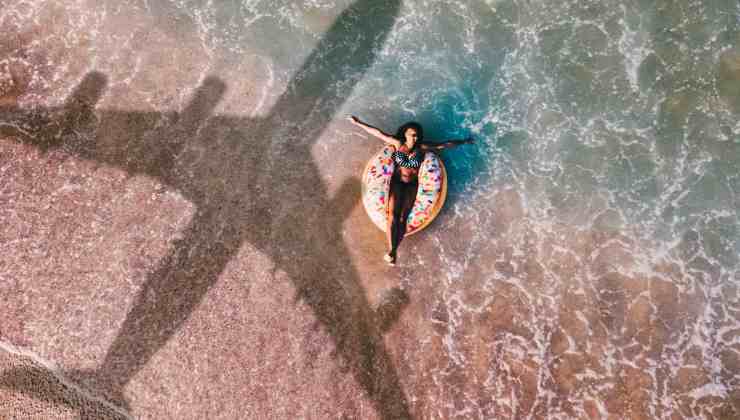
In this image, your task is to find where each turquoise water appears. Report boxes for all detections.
[338,0,739,249]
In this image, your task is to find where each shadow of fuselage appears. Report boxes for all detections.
[0,1,412,419]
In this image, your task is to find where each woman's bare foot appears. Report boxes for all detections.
[383,253,396,266]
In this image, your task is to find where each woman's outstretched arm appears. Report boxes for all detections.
[419,137,475,151]
[347,115,401,147]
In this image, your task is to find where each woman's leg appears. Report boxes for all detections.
[386,179,403,263]
[386,183,399,259]
[388,181,418,263]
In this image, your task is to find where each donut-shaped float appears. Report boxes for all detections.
[361,145,447,236]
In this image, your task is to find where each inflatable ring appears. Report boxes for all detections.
[361,145,447,236]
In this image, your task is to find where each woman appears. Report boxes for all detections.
[348,115,474,265]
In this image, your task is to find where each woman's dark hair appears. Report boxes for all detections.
[395,122,424,144]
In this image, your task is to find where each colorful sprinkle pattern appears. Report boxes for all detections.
[361,145,446,234]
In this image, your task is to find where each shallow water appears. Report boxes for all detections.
[1,0,739,418]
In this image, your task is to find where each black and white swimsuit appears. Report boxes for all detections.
[392,149,423,169]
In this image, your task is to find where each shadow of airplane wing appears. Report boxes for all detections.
[0,72,226,187]
[264,0,399,137]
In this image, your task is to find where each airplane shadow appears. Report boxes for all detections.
[0,0,413,418]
